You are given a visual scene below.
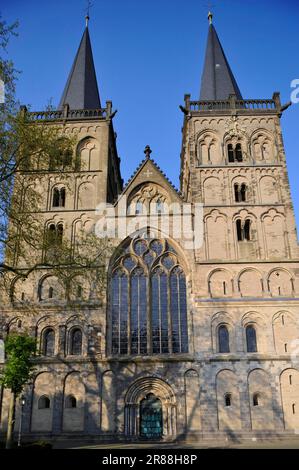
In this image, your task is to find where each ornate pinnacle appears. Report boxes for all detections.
[144,145,152,159]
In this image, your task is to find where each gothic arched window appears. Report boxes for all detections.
[43,329,55,356]
[69,328,82,355]
[246,325,257,353]
[110,234,188,356]
[218,325,230,353]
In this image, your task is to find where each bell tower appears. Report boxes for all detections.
[180,13,298,277]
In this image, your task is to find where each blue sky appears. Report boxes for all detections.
[2,0,299,227]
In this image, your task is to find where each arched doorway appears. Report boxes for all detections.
[124,377,177,440]
[140,394,163,439]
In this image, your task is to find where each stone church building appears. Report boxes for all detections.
[1,13,299,444]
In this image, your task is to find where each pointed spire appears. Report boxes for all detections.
[58,23,101,110]
[200,14,242,101]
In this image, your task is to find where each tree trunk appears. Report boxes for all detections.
[5,391,16,449]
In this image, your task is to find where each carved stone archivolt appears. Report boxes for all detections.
[124,376,177,437]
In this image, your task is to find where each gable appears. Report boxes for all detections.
[119,158,182,206]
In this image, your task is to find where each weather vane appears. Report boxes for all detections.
[85,0,94,26]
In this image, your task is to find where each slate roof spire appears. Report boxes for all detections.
[199,12,242,101]
[58,20,101,110]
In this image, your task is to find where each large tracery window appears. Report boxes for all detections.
[110,234,189,356]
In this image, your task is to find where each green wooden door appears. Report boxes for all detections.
[140,394,163,439]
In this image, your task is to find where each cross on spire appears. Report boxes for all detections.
[85,0,93,27]
[204,1,215,24]
[144,145,152,159]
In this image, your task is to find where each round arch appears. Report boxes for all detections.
[124,376,176,439]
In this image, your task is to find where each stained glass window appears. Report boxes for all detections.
[111,269,128,355]
[131,268,147,354]
[110,234,188,356]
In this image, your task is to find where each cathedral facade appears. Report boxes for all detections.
[1,14,299,444]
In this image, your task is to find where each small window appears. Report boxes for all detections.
[49,139,72,170]
[47,223,56,242]
[53,188,60,207]
[38,395,50,409]
[236,219,251,242]
[46,223,63,247]
[218,325,230,353]
[253,393,260,406]
[225,393,232,407]
[234,184,240,202]
[48,287,54,299]
[70,328,82,356]
[240,183,247,202]
[53,187,66,208]
[57,224,63,244]
[235,143,243,162]
[246,325,257,353]
[65,395,77,409]
[289,375,292,385]
[244,219,251,241]
[292,403,296,415]
[236,219,243,241]
[228,144,234,162]
[43,329,55,356]
[17,319,22,328]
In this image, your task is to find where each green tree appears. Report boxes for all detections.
[0,17,75,276]
[0,334,36,449]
